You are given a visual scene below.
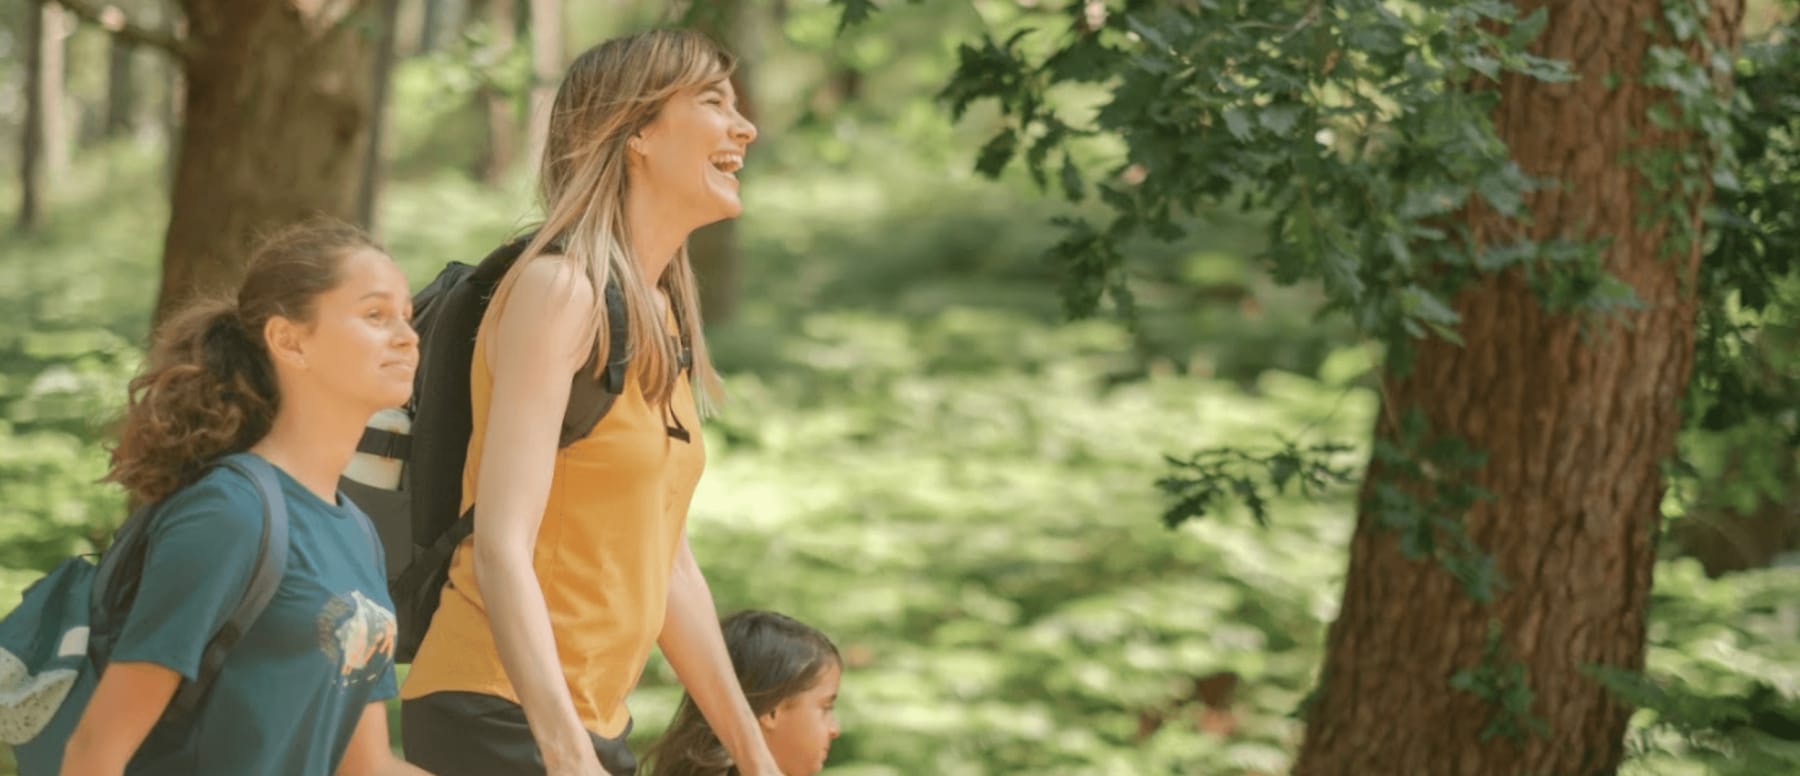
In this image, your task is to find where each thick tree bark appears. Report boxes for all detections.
[18,2,47,231]
[153,0,379,327]
[524,0,561,173]
[1293,2,1745,775]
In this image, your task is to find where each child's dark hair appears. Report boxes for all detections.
[644,610,840,776]
[108,217,382,503]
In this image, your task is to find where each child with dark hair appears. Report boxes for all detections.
[643,611,842,776]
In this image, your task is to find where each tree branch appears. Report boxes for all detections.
[40,0,193,60]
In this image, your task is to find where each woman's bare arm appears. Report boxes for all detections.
[470,258,604,773]
[658,535,783,776]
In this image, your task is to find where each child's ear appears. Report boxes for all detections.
[758,707,780,732]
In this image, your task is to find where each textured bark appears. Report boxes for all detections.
[154,0,378,327]
[1294,2,1745,775]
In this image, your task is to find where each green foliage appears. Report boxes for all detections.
[1158,440,1359,529]
[4,5,1798,771]
[1672,21,1800,558]
[1449,620,1550,744]
[0,145,165,606]
[1614,561,1800,774]
[3,119,1798,776]
[1366,406,1502,603]
[1636,0,1742,261]
[929,0,1611,366]
[640,306,1371,774]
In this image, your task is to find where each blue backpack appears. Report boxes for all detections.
[0,453,289,776]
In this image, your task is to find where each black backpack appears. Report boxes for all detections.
[338,233,632,662]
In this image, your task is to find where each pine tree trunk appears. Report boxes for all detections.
[153,0,379,327]
[1292,3,1746,774]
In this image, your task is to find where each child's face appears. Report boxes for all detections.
[759,661,841,775]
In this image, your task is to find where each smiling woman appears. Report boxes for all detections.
[398,28,782,776]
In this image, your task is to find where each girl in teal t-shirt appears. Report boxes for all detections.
[59,219,430,776]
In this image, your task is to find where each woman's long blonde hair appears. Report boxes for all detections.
[492,28,731,414]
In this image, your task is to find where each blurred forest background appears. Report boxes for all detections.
[3,0,1799,773]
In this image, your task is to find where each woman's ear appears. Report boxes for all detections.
[264,316,308,371]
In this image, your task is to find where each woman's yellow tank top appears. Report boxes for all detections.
[400,308,706,738]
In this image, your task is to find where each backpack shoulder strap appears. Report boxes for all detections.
[166,453,290,719]
[558,279,631,448]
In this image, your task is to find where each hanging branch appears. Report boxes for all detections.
[40,0,193,60]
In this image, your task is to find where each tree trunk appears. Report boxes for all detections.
[473,0,517,184]
[42,4,69,178]
[524,0,561,173]
[359,0,402,231]
[162,33,184,193]
[418,0,446,53]
[154,0,379,327]
[1293,3,1745,775]
[18,1,47,231]
[684,0,752,323]
[106,38,138,138]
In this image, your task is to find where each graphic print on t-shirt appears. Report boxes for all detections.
[316,590,397,688]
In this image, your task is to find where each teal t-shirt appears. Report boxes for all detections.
[110,460,399,775]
